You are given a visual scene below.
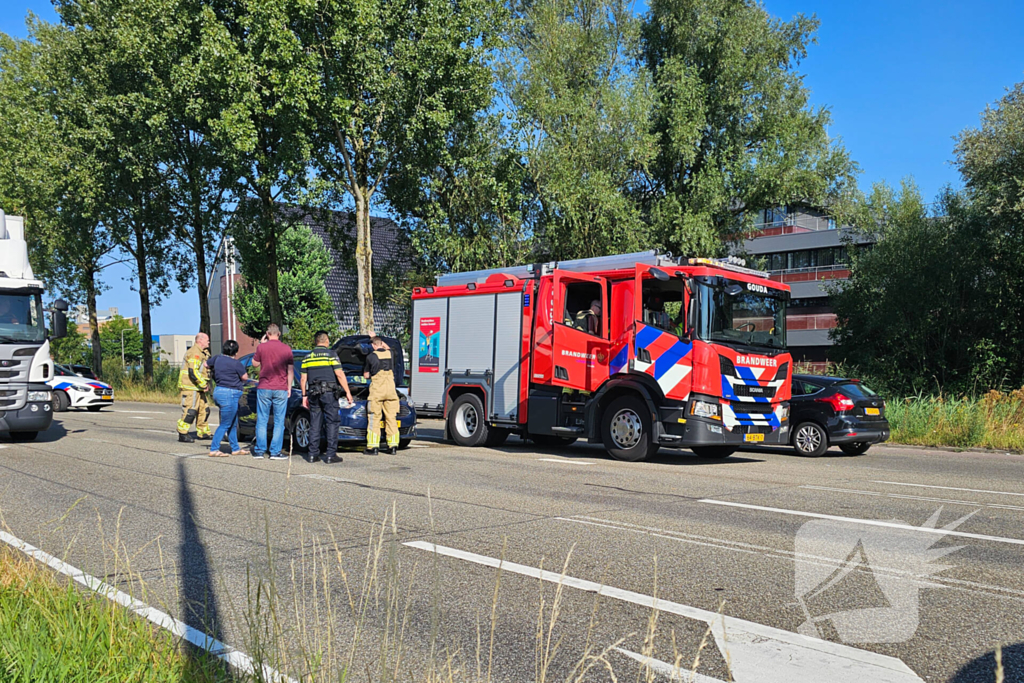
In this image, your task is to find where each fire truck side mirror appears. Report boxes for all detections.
[650,268,670,282]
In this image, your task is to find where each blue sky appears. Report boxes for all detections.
[4,0,1024,334]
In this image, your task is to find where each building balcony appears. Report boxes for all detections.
[787,313,837,331]
[769,265,851,284]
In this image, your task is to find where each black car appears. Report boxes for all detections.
[789,375,890,457]
[235,335,417,453]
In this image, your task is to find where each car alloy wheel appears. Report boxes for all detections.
[793,422,828,457]
[293,414,311,450]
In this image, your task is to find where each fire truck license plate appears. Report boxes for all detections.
[865,407,880,415]
[744,433,765,442]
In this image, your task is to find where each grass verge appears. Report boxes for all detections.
[886,390,1024,451]
[0,546,232,682]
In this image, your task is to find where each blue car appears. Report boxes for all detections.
[236,335,416,453]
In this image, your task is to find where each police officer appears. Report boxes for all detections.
[176,332,211,443]
[300,331,354,464]
[363,336,401,455]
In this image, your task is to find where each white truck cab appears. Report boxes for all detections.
[0,210,68,441]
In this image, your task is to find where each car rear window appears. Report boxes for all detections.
[839,382,878,398]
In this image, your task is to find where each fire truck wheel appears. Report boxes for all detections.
[602,395,657,462]
[448,393,490,447]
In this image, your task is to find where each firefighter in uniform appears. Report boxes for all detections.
[363,337,401,455]
[574,299,602,335]
[300,331,354,464]
[177,332,211,443]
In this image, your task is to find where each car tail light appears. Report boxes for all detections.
[816,393,855,413]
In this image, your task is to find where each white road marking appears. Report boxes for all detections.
[128,417,154,420]
[113,410,166,414]
[0,529,296,683]
[875,481,1024,498]
[700,499,1024,546]
[537,458,593,465]
[802,485,1024,511]
[613,647,726,683]
[145,430,170,434]
[406,444,431,449]
[404,541,924,683]
[560,516,1024,601]
[0,444,8,449]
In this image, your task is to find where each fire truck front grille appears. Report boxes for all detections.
[729,384,776,399]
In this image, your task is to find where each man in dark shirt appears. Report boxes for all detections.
[300,331,354,464]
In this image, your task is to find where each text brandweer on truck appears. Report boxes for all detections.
[410,250,792,461]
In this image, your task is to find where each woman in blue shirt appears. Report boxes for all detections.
[204,339,249,456]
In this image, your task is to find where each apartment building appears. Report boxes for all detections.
[739,205,874,370]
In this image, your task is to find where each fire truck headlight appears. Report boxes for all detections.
[28,391,51,402]
[690,400,721,421]
[777,405,790,421]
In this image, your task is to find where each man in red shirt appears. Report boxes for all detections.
[250,324,294,459]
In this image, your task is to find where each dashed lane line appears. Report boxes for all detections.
[874,480,1024,498]
[404,541,925,683]
[699,499,1024,546]
[802,484,1024,511]
[0,529,296,683]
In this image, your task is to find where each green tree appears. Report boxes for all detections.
[955,80,1024,378]
[499,0,656,260]
[404,116,533,274]
[642,0,857,255]
[0,26,118,378]
[232,222,339,349]
[200,0,318,330]
[50,321,91,366]
[302,0,500,334]
[99,315,144,364]
[829,181,998,394]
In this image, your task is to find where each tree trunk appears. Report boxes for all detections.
[133,222,155,381]
[194,220,210,336]
[261,196,284,328]
[354,178,375,336]
[86,268,102,378]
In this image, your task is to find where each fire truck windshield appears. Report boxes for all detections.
[694,279,787,351]
[0,291,46,343]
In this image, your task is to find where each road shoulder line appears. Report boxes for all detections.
[0,529,295,683]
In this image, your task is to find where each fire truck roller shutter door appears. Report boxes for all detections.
[413,298,449,411]
[492,292,522,420]
[447,295,496,376]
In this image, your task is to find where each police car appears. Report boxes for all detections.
[48,364,114,412]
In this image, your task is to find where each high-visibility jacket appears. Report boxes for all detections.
[178,344,210,391]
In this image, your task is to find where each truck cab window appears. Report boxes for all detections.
[562,282,603,337]
[0,292,45,342]
[641,280,684,337]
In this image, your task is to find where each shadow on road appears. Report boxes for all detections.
[950,641,1024,683]
[176,458,225,644]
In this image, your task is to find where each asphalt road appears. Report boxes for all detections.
[1,402,1022,683]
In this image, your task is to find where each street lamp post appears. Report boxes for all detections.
[121,328,129,369]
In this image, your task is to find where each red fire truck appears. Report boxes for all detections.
[410,250,792,461]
